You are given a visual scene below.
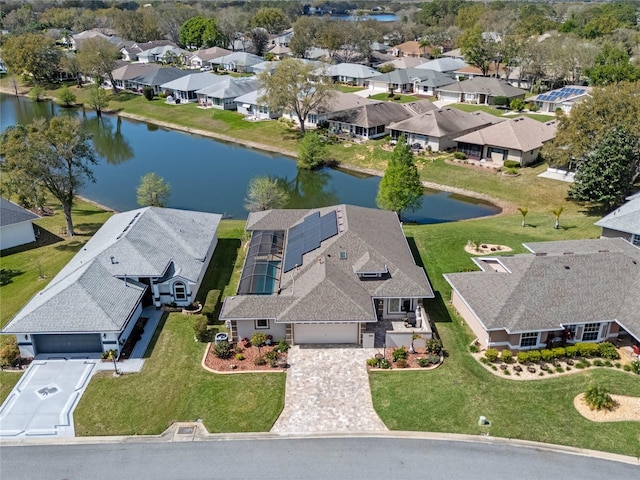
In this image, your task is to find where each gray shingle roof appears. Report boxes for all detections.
[388,107,494,138]
[322,63,381,79]
[220,205,434,323]
[0,197,39,227]
[594,196,640,236]
[416,57,468,72]
[211,52,264,67]
[453,116,557,152]
[112,63,161,81]
[160,72,221,92]
[131,67,190,87]
[3,207,222,334]
[328,102,415,128]
[369,68,455,87]
[437,78,527,98]
[195,76,258,99]
[444,238,640,338]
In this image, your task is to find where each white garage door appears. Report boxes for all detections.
[294,323,358,344]
[439,91,460,102]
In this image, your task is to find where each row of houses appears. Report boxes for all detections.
[3,194,639,358]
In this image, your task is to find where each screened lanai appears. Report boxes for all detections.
[237,230,285,295]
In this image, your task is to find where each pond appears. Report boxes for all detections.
[0,94,499,223]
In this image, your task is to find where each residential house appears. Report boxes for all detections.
[377,57,425,70]
[442,48,464,60]
[111,63,161,91]
[370,42,389,53]
[0,198,39,250]
[305,47,330,61]
[416,57,468,73]
[211,52,264,73]
[268,44,292,59]
[271,29,294,47]
[320,63,382,86]
[391,41,430,58]
[138,45,188,64]
[435,78,527,105]
[529,86,592,114]
[454,116,557,166]
[2,207,222,359]
[444,238,640,352]
[160,72,222,103]
[250,61,277,75]
[129,67,190,94]
[195,76,259,110]
[284,91,380,130]
[71,29,121,51]
[367,68,455,95]
[452,64,507,81]
[235,89,280,120]
[327,101,424,140]
[219,205,434,347]
[187,47,231,69]
[595,193,640,246]
[388,107,497,152]
[121,40,176,62]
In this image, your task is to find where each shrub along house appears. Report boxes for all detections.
[3,207,222,359]
[444,238,640,352]
[219,205,434,346]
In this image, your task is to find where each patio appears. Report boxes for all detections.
[365,305,433,348]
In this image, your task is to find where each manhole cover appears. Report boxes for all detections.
[177,426,194,435]
[36,384,60,399]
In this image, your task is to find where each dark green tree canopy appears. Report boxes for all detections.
[250,7,289,34]
[244,176,290,212]
[376,137,423,221]
[1,33,62,83]
[569,127,639,210]
[179,16,221,49]
[137,172,171,207]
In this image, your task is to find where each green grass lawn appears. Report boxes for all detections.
[368,218,640,457]
[74,312,285,435]
[450,103,554,122]
[333,85,366,93]
[0,371,22,404]
[369,92,420,103]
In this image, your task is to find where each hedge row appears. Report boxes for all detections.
[484,342,620,364]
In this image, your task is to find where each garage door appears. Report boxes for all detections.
[293,323,358,344]
[33,334,102,354]
[439,92,459,102]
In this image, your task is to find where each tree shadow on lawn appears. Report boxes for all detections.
[0,268,24,286]
[73,222,109,236]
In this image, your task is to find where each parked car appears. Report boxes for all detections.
[200,65,212,72]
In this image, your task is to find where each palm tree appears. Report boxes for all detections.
[517,207,529,227]
[550,206,564,229]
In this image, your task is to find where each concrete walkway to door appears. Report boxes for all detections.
[271,346,387,434]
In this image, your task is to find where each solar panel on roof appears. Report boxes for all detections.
[283,210,339,272]
[320,211,338,240]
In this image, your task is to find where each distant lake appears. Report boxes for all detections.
[0,94,499,223]
[329,13,399,22]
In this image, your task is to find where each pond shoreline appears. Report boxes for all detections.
[0,87,509,216]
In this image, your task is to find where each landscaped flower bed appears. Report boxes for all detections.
[471,342,640,380]
[204,339,289,373]
[367,339,445,370]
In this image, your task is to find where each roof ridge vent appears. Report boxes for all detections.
[563,252,574,255]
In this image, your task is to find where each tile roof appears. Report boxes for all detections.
[0,198,39,227]
[594,197,640,236]
[444,238,640,336]
[3,208,222,334]
[388,107,495,138]
[453,116,557,152]
[220,205,434,323]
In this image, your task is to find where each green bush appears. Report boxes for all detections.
[593,359,604,367]
[584,384,615,410]
[484,348,499,362]
[528,350,541,363]
[58,87,77,107]
[235,353,245,361]
[202,289,221,319]
[565,345,578,358]
[631,360,640,375]
[500,349,513,363]
[264,350,278,361]
[378,358,391,369]
[552,347,565,358]
[453,151,467,160]
[392,346,408,361]
[367,357,379,367]
[527,102,539,112]
[493,95,509,107]
[417,357,430,367]
[395,358,409,368]
[510,98,526,111]
[577,342,599,357]
[275,340,290,352]
[254,356,267,366]
[427,338,443,354]
[213,340,232,359]
[623,364,632,372]
[597,342,620,360]
[469,344,479,353]
[516,351,529,363]
[298,131,328,169]
[193,316,209,342]
[503,160,520,169]
[576,359,591,369]
[142,86,155,101]
[427,354,440,365]
[0,337,20,367]
[540,349,554,362]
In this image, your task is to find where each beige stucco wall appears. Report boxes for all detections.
[451,290,491,348]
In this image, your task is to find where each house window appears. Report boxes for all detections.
[255,319,269,329]
[174,282,187,301]
[582,323,600,342]
[520,332,538,348]
[632,234,640,246]
[388,298,412,314]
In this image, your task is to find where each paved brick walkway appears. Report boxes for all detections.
[271,346,387,434]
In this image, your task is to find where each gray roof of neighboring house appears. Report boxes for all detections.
[316,91,380,114]
[112,63,161,81]
[138,45,187,59]
[328,101,416,128]
[416,57,468,72]
[368,68,452,85]
[594,196,640,236]
[160,72,221,92]
[323,63,381,79]
[403,99,439,115]
[3,207,222,335]
[220,205,434,323]
[196,76,258,99]
[131,67,189,86]
[378,57,425,70]
[189,47,231,62]
[437,77,527,98]
[122,40,176,55]
[414,69,457,87]
[0,197,39,227]
[388,107,495,138]
[211,52,264,67]
[454,116,557,152]
[235,88,265,106]
[444,238,640,336]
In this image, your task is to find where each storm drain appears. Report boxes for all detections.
[36,384,60,399]
[177,426,194,435]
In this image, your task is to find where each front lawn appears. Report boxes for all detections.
[369,218,639,457]
[369,92,420,103]
[74,313,285,435]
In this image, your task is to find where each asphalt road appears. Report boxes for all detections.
[1,437,637,479]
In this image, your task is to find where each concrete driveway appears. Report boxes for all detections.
[0,359,97,438]
[271,346,387,434]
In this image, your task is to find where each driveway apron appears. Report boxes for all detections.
[0,359,97,438]
[271,346,387,434]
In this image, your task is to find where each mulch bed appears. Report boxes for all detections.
[369,347,443,370]
[204,342,287,372]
